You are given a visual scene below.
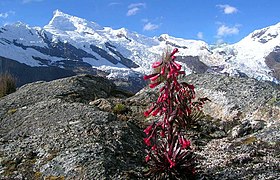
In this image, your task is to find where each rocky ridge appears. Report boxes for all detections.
[0,74,279,179]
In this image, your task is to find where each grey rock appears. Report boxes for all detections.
[0,75,145,179]
[231,119,267,138]
[196,122,280,180]
[1,73,279,179]
[89,98,113,112]
[185,73,280,122]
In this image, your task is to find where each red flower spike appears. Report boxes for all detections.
[152,61,162,68]
[169,67,175,75]
[149,82,160,88]
[143,73,158,80]
[145,155,151,162]
[172,61,182,70]
[151,108,161,116]
[170,48,179,57]
[142,48,208,179]
[159,87,165,92]
[144,123,154,135]
[144,106,155,117]
[157,96,162,103]
[180,137,191,149]
[143,111,150,117]
[144,136,152,146]
[160,130,165,137]
[160,66,166,75]
[167,71,173,79]
[149,74,160,81]
[167,156,176,168]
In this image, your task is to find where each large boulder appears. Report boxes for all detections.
[186,73,280,122]
[0,75,145,179]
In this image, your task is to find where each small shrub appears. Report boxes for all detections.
[113,103,128,114]
[143,48,209,179]
[0,72,16,98]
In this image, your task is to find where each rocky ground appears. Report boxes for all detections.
[0,73,279,179]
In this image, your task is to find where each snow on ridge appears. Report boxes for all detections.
[222,22,280,82]
[1,10,280,83]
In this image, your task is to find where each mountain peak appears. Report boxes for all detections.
[53,9,69,18]
[45,10,103,32]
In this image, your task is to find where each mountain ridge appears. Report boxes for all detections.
[1,10,280,87]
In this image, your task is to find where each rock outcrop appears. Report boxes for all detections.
[186,73,280,121]
[0,73,279,179]
[0,75,145,179]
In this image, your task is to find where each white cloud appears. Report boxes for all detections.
[217,4,238,14]
[217,24,239,37]
[0,13,8,18]
[127,7,140,16]
[128,3,146,9]
[22,0,44,4]
[197,32,203,39]
[0,11,15,19]
[143,22,159,31]
[108,2,121,6]
[126,3,146,16]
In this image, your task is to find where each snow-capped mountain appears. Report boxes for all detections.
[212,22,280,83]
[1,10,280,88]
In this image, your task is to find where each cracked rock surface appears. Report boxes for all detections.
[0,73,279,179]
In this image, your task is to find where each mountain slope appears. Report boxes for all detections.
[213,22,280,83]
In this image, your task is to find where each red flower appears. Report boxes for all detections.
[144,106,155,117]
[143,73,158,80]
[144,123,154,135]
[160,66,166,75]
[180,136,191,149]
[172,61,182,70]
[170,48,178,56]
[151,108,161,116]
[167,70,173,79]
[167,155,176,168]
[149,82,161,88]
[152,61,162,68]
[149,74,160,81]
[160,130,165,137]
[144,136,152,146]
[145,155,151,162]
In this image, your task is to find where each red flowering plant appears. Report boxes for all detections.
[143,48,209,179]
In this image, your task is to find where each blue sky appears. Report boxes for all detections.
[0,0,280,44]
